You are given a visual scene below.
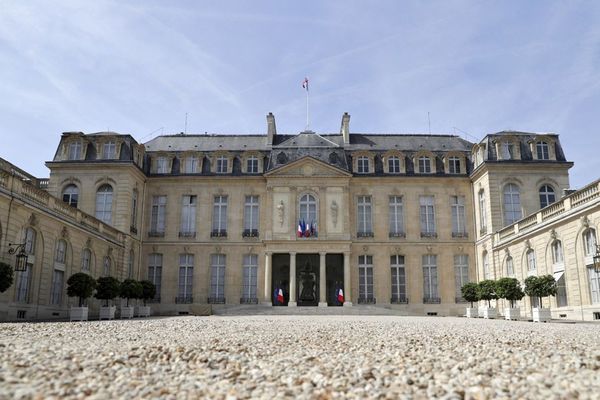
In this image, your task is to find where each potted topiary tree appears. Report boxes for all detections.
[119,279,142,319]
[136,280,156,317]
[524,275,557,322]
[495,277,524,321]
[95,276,121,320]
[477,280,498,319]
[461,282,479,318]
[66,272,97,321]
[0,262,14,294]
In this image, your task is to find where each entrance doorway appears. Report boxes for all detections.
[296,254,319,306]
[271,254,289,306]
[326,254,344,306]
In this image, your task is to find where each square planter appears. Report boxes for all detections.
[477,307,484,318]
[120,306,135,319]
[70,307,88,322]
[136,306,151,317]
[466,307,478,318]
[504,307,520,321]
[532,307,551,323]
[99,306,116,320]
[482,307,497,319]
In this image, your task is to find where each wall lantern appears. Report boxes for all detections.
[8,243,28,272]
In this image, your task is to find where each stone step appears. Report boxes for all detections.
[211,304,410,316]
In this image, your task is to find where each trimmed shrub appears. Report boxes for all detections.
[495,277,524,308]
[67,272,97,307]
[120,279,143,306]
[461,282,479,308]
[524,275,557,307]
[95,277,121,307]
[0,262,14,293]
[477,280,497,308]
[139,280,156,306]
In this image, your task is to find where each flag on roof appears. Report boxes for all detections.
[302,77,309,91]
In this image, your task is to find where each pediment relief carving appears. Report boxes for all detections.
[265,157,351,178]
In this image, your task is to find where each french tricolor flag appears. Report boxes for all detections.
[302,77,309,91]
[297,220,303,237]
[337,288,344,304]
[277,288,284,304]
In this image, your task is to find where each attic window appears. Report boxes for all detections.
[329,153,338,164]
[277,152,288,164]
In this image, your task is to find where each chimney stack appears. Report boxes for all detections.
[266,112,277,146]
[340,112,350,144]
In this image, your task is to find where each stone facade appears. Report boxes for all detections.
[1,114,598,320]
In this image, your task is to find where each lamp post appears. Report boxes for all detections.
[593,245,600,274]
[8,243,28,272]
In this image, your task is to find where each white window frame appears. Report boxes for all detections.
[55,239,67,265]
[358,255,374,302]
[423,254,438,301]
[68,141,82,160]
[451,195,466,236]
[246,156,259,173]
[95,185,113,224]
[388,196,404,236]
[244,195,259,234]
[448,156,461,174]
[150,195,167,234]
[418,156,431,173]
[242,254,258,301]
[50,269,64,305]
[478,190,487,233]
[390,255,406,303]
[357,156,370,174]
[501,142,514,160]
[216,156,228,173]
[103,141,116,159]
[185,156,199,173]
[506,256,514,277]
[103,256,111,276]
[536,141,549,160]
[539,185,556,208]
[454,254,469,300]
[419,195,436,236]
[178,254,194,301]
[212,195,228,233]
[482,251,490,279]
[180,195,197,235]
[357,196,372,236]
[81,248,91,272]
[503,183,522,226]
[156,157,168,174]
[299,194,317,225]
[148,253,163,301]
[388,156,400,174]
[210,254,226,301]
[527,249,537,273]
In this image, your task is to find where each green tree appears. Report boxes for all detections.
[524,275,557,307]
[95,277,121,307]
[0,262,14,293]
[461,282,479,308]
[495,277,525,308]
[139,280,156,306]
[477,280,497,308]
[120,279,143,306]
[66,272,97,307]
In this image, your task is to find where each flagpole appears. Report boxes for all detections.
[306,84,309,130]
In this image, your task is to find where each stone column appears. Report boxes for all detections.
[288,252,297,307]
[262,252,272,306]
[343,252,353,306]
[318,252,327,307]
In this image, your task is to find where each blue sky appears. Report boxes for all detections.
[1,1,599,187]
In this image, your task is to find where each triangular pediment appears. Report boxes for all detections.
[276,131,339,148]
[265,156,351,178]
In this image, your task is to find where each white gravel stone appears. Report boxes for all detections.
[0,316,599,399]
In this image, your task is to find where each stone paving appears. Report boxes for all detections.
[1,315,599,399]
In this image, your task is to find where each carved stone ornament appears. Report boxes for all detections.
[277,200,285,226]
[247,246,253,253]
[581,215,590,228]
[458,245,464,253]
[395,246,401,254]
[61,226,69,239]
[426,245,433,253]
[362,246,368,252]
[525,239,532,250]
[550,229,557,240]
[215,246,221,253]
[330,200,339,227]
[86,237,92,249]
[504,248,510,255]
[28,213,38,226]
[183,246,189,254]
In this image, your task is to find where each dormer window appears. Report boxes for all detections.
[388,157,400,174]
[418,156,431,173]
[185,156,199,173]
[501,142,514,160]
[68,142,82,160]
[247,156,259,173]
[357,156,370,174]
[216,156,228,173]
[536,141,549,160]
[156,157,168,174]
[448,157,461,174]
[103,141,116,159]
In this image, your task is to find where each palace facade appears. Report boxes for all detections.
[1,113,599,320]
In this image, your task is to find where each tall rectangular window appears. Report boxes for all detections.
[212,195,228,235]
[357,157,370,173]
[180,195,197,236]
[357,196,372,236]
[210,254,226,303]
[388,196,404,236]
[527,250,536,272]
[454,254,469,301]
[451,196,466,237]
[55,240,66,264]
[556,274,568,307]
[50,270,64,305]
[478,190,487,233]
[503,184,522,226]
[150,196,167,235]
[423,254,439,302]
[536,142,549,160]
[185,157,199,173]
[242,254,258,302]
[131,189,138,231]
[216,157,228,173]
[358,255,374,303]
[68,142,81,160]
[390,255,406,303]
[247,157,259,173]
[148,254,163,302]
[419,196,436,236]
[589,268,600,304]
[81,249,91,272]
[103,141,116,159]
[388,157,400,173]
[483,252,490,279]
[156,157,168,174]
[418,157,431,173]
[178,254,193,302]
[448,157,461,174]
[244,195,259,236]
[506,257,514,276]
[15,265,31,303]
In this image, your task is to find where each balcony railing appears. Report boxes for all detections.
[452,232,468,238]
[210,230,227,238]
[423,297,441,304]
[420,232,438,238]
[179,231,196,238]
[388,232,406,238]
[148,231,165,238]
[208,296,226,304]
[391,296,409,304]
[357,296,376,304]
[242,229,259,238]
[357,232,374,238]
[175,296,193,304]
[240,297,258,304]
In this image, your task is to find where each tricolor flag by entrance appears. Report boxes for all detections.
[297,220,303,237]
[277,288,284,304]
[337,288,344,304]
[302,77,309,91]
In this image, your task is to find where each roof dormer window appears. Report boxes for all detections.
[501,142,514,160]
[448,156,461,174]
[247,156,259,173]
[388,157,400,174]
[536,141,549,160]
[357,156,370,174]
[418,156,431,173]
[68,142,82,160]
[216,156,228,174]
[103,141,116,159]
[156,157,169,174]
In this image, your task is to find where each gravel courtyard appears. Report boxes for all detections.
[1,316,599,399]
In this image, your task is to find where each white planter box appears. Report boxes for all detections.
[99,306,116,320]
[466,307,478,318]
[477,307,484,318]
[482,307,497,319]
[504,307,520,321]
[121,306,135,319]
[532,307,551,323]
[70,307,88,321]
[136,306,151,317]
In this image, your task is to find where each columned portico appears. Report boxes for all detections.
[288,252,297,307]
[318,252,327,307]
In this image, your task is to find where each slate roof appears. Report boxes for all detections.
[479,131,567,162]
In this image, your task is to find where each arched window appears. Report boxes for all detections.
[506,256,514,276]
[552,240,564,264]
[96,185,113,224]
[503,183,521,226]
[16,228,36,303]
[583,228,597,257]
[482,251,490,279]
[478,190,487,233]
[536,141,549,160]
[62,185,79,208]
[55,239,67,264]
[24,227,36,255]
[103,256,111,276]
[527,249,536,272]
[539,185,555,208]
[299,194,317,232]
[81,248,92,272]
